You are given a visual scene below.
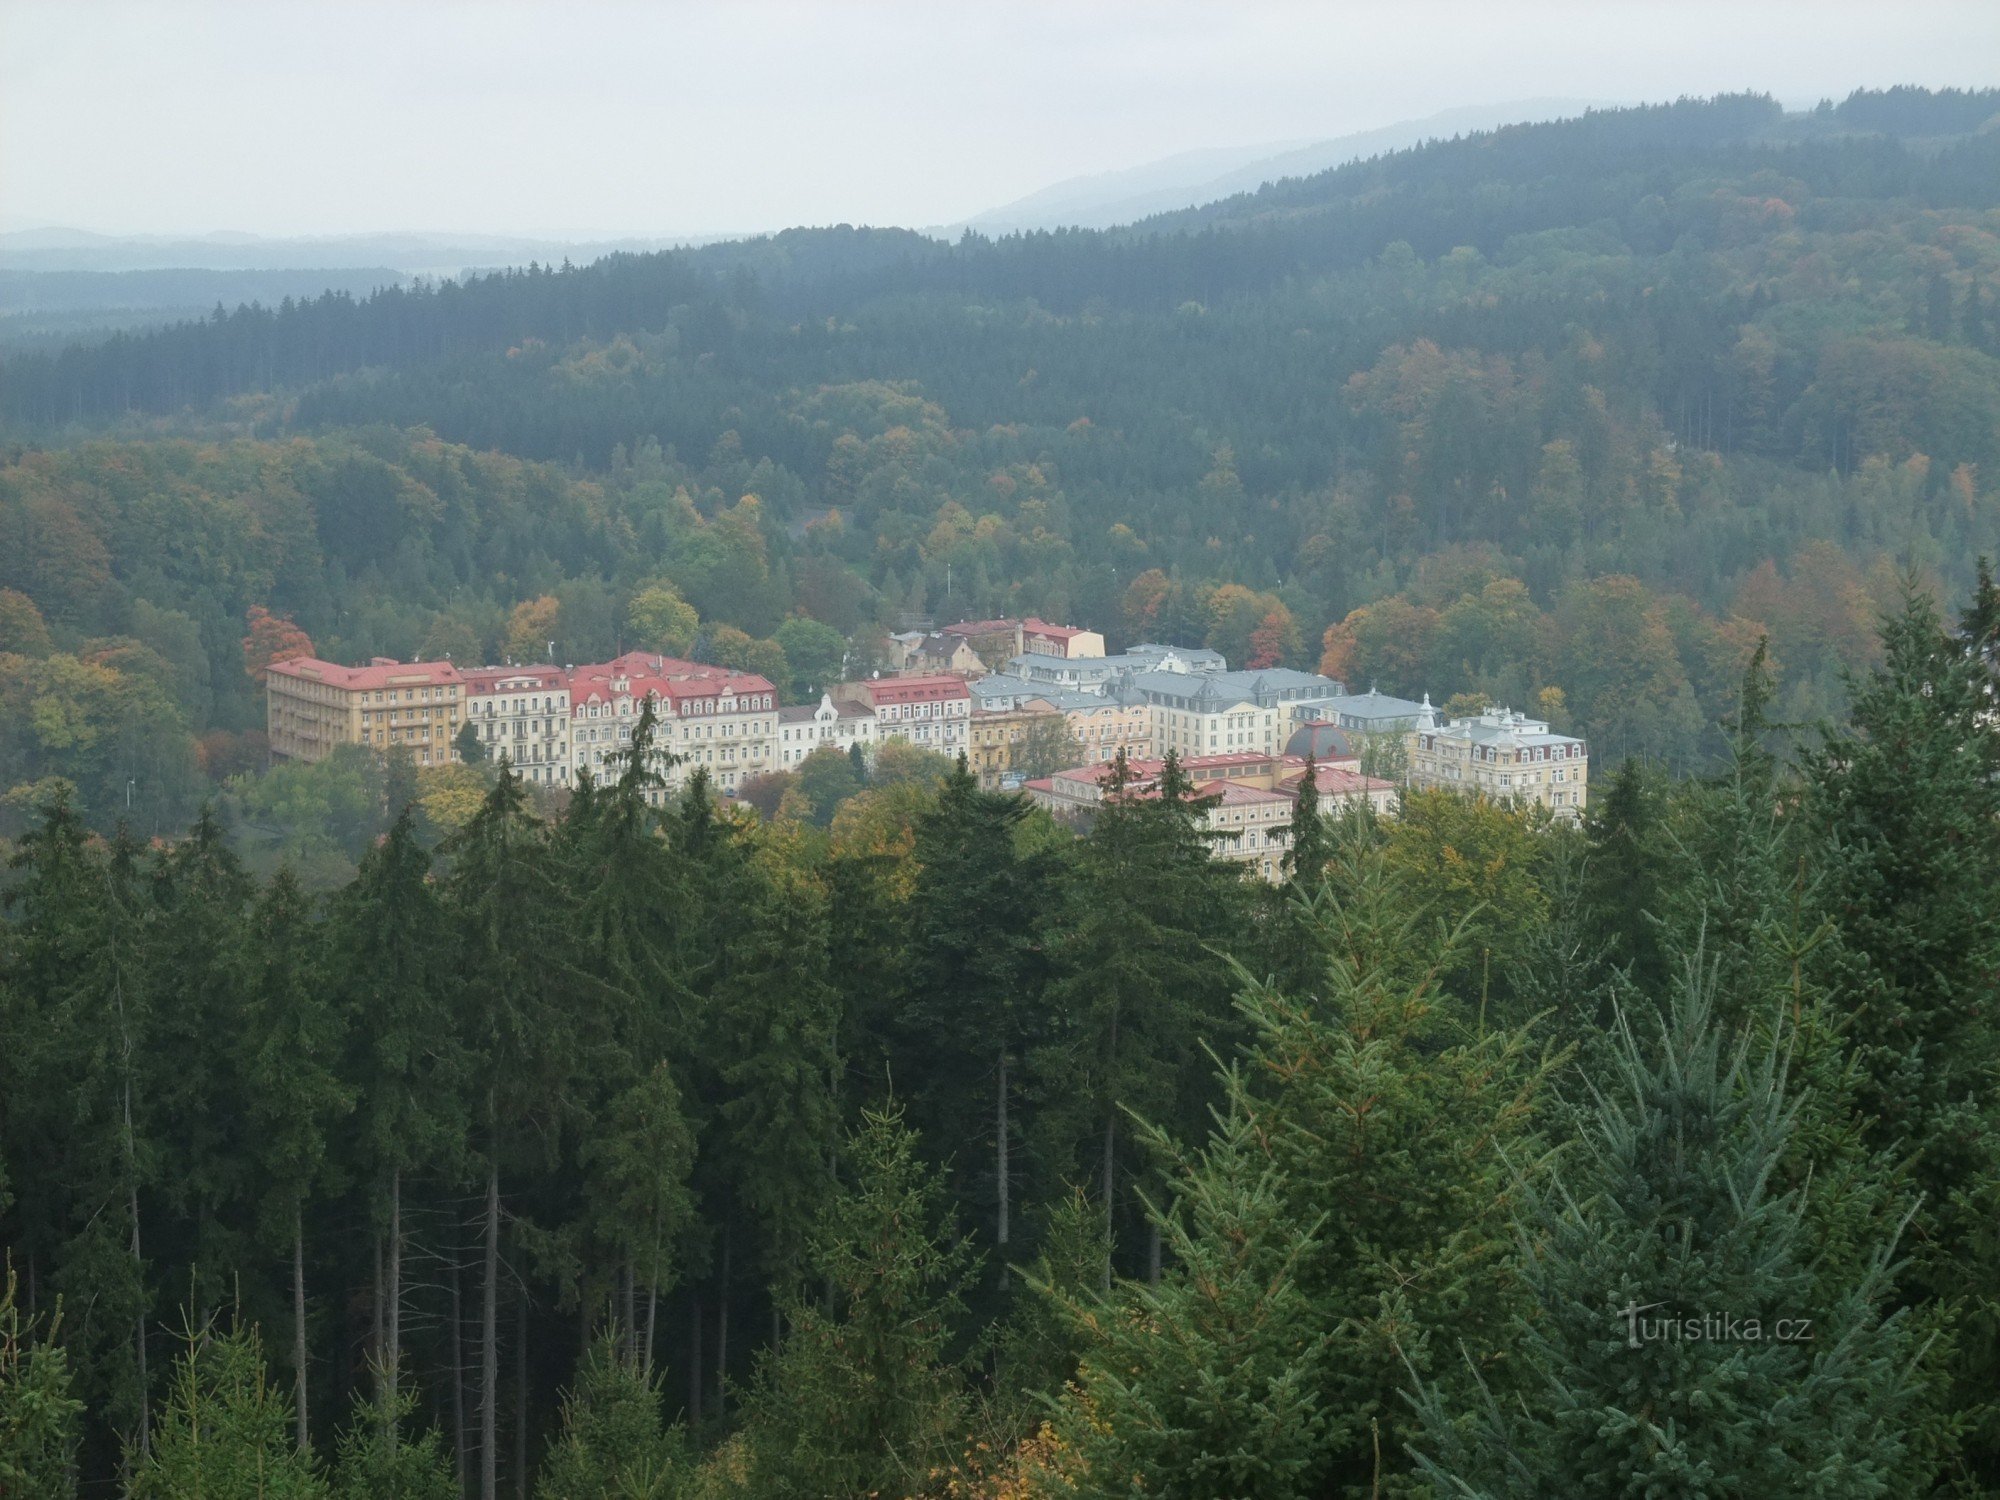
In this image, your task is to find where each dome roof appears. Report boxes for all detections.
[1284,722,1355,761]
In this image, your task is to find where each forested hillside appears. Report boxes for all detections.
[4,90,1999,834]
[3,87,2000,1497]
[2,587,1998,1497]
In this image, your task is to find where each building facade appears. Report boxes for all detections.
[265,656,465,765]
[1023,751,1396,882]
[776,693,880,768]
[569,652,779,798]
[463,666,571,786]
[837,674,973,756]
[1408,706,1590,820]
[1123,666,1345,760]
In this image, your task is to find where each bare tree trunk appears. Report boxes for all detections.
[514,1280,528,1500]
[621,1262,637,1368]
[482,1150,500,1500]
[644,1282,659,1377]
[387,1167,402,1453]
[714,1226,731,1420]
[372,1233,384,1379]
[450,1246,467,1489]
[686,1293,702,1425]
[125,1077,150,1459]
[294,1202,309,1452]
[996,1047,1010,1259]
[1100,1113,1116,1292]
[1147,1221,1162,1286]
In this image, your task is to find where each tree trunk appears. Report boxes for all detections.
[450,1245,467,1489]
[372,1233,384,1378]
[387,1167,402,1453]
[996,1046,1011,1258]
[294,1202,309,1453]
[1147,1220,1162,1286]
[481,1150,500,1500]
[686,1293,702,1425]
[1100,1113,1117,1292]
[125,1078,150,1459]
[621,1262,637,1368]
[514,1279,528,1500]
[714,1226,731,1420]
[645,1282,659,1378]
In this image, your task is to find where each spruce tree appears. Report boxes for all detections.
[1805,585,2000,1480]
[1050,748,1245,1269]
[534,1337,691,1500]
[1581,758,1668,991]
[330,1383,457,1500]
[1038,1095,1329,1500]
[328,807,461,1435]
[579,1065,697,1375]
[1409,960,1931,1498]
[902,758,1055,1262]
[239,870,351,1452]
[5,798,155,1454]
[732,1107,975,1499]
[131,1316,329,1500]
[444,768,579,1500]
[0,1265,81,1499]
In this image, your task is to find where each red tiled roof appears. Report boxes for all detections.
[1023,618,1084,641]
[464,666,567,695]
[854,674,972,706]
[568,651,775,712]
[268,656,462,691]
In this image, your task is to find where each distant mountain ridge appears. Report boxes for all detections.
[953,100,1615,233]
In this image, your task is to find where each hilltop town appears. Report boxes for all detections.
[265,613,1589,879]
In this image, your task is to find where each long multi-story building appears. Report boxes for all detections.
[569,651,779,798]
[265,656,465,765]
[463,666,571,787]
[1120,665,1345,760]
[1408,706,1590,820]
[836,674,972,756]
[1023,751,1396,882]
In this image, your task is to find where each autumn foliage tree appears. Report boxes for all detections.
[242,607,313,683]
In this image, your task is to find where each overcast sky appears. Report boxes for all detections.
[6,0,1998,238]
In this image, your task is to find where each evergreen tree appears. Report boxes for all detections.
[1037,1095,1329,1499]
[1806,585,2000,1480]
[535,1337,691,1500]
[444,768,579,1500]
[0,1265,81,1500]
[1049,748,1245,1271]
[132,1317,330,1500]
[4,798,155,1455]
[1282,757,1334,887]
[1581,758,1668,991]
[902,758,1056,1261]
[330,1384,457,1500]
[579,1065,697,1375]
[239,870,352,1452]
[328,807,461,1434]
[1409,960,1931,1498]
[732,1107,975,1499]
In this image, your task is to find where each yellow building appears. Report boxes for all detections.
[1407,706,1589,820]
[265,656,466,765]
[968,702,1062,789]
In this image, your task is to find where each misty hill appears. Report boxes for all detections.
[0,227,716,278]
[957,99,1611,232]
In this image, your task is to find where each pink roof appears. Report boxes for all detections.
[568,651,774,713]
[1279,767,1396,796]
[1023,618,1084,642]
[268,656,462,691]
[464,665,567,695]
[856,674,972,706]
